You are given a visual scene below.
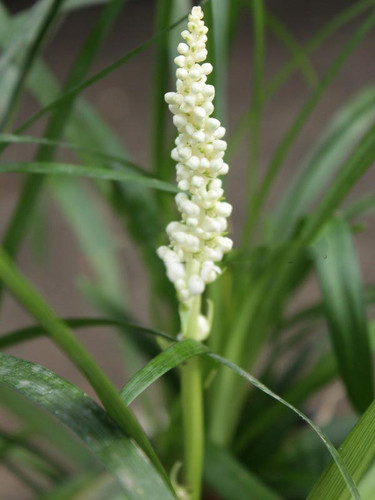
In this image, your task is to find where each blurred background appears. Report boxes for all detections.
[1,0,375,497]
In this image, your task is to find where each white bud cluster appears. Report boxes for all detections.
[157,6,233,303]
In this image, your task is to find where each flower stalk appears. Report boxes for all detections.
[157,5,232,498]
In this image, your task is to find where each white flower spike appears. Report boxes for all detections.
[157,5,233,306]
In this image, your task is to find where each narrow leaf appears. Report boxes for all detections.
[204,442,282,500]
[308,397,375,500]
[0,161,178,193]
[120,340,206,405]
[0,353,176,500]
[311,218,373,412]
[208,352,360,500]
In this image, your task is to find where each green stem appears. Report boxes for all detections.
[180,294,204,500]
[181,356,203,500]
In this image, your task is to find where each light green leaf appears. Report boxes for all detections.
[271,88,375,241]
[208,352,360,500]
[308,397,375,499]
[120,340,206,405]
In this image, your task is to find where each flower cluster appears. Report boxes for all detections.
[157,5,233,307]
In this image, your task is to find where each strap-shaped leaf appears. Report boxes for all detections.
[0,353,175,500]
[0,317,174,350]
[272,87,375,241]
[311,217,373,412]
[308,397,375,499]
[0,248,168,481]
[120,339,206,405]
[207,353,360,500]
[0,0,65,130]
[0,317,360,498]
[0,133,147,175]
[0,161,177,193]
[204,442,282,500]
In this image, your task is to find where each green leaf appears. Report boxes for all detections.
[0,0,129,300]
[228,0,375,162]
[301,123,375,241]
[311,218,373,412]
[0,161,178,193]
[208,352,360,500]
[151,0,174,181]
[0,317,174,350]
[0,353,176,500]
[0,133,148,175]
[0,428,67,482]
[271,87,375,241]
[245,0,266,217]
[0,0,65,130]
[308,397,375,500]
[266,13,318,89]
[0,248,169,482]
[204,442,282,500]
[0,7,174,323]
[244,8,375,240]
[49,177,128,309]
[120,339,206,405]
[343,192,375,220]
[206,0,231,121]
[10,7,191,138]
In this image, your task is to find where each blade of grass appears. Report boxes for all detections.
[270,87,375,241]
[266,12,318,89]
[0,0,129,279]
[0,247,170,484]
[311,217,373,412]
[0,133,149,176]
[0,0,65,131]
[208,352,360,500]
[242,8,375,244]
[0,428,67,482]
[0,353,176,500]
[120,339,206,405]
[207,0,231,121]
[0,161,178,192]
[5,7,195,142]
[343,192,375,220]
[308,397,375,499]
[246,0,265,201]
[2,458,45,495]
[50,178,128,309]
[212,120,375,441]
[152,0,173,182]
[228,0,375,162]
[301,123,375,242]
[0,317,174,350]
[204,442,282,500]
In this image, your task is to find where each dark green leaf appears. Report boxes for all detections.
[204,442,282,500]
[311,218,373,412]
[0,353,176,500]
[0,317,174,350]
[0,248,169,481]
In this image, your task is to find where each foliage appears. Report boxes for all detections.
[1,0,375,498]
